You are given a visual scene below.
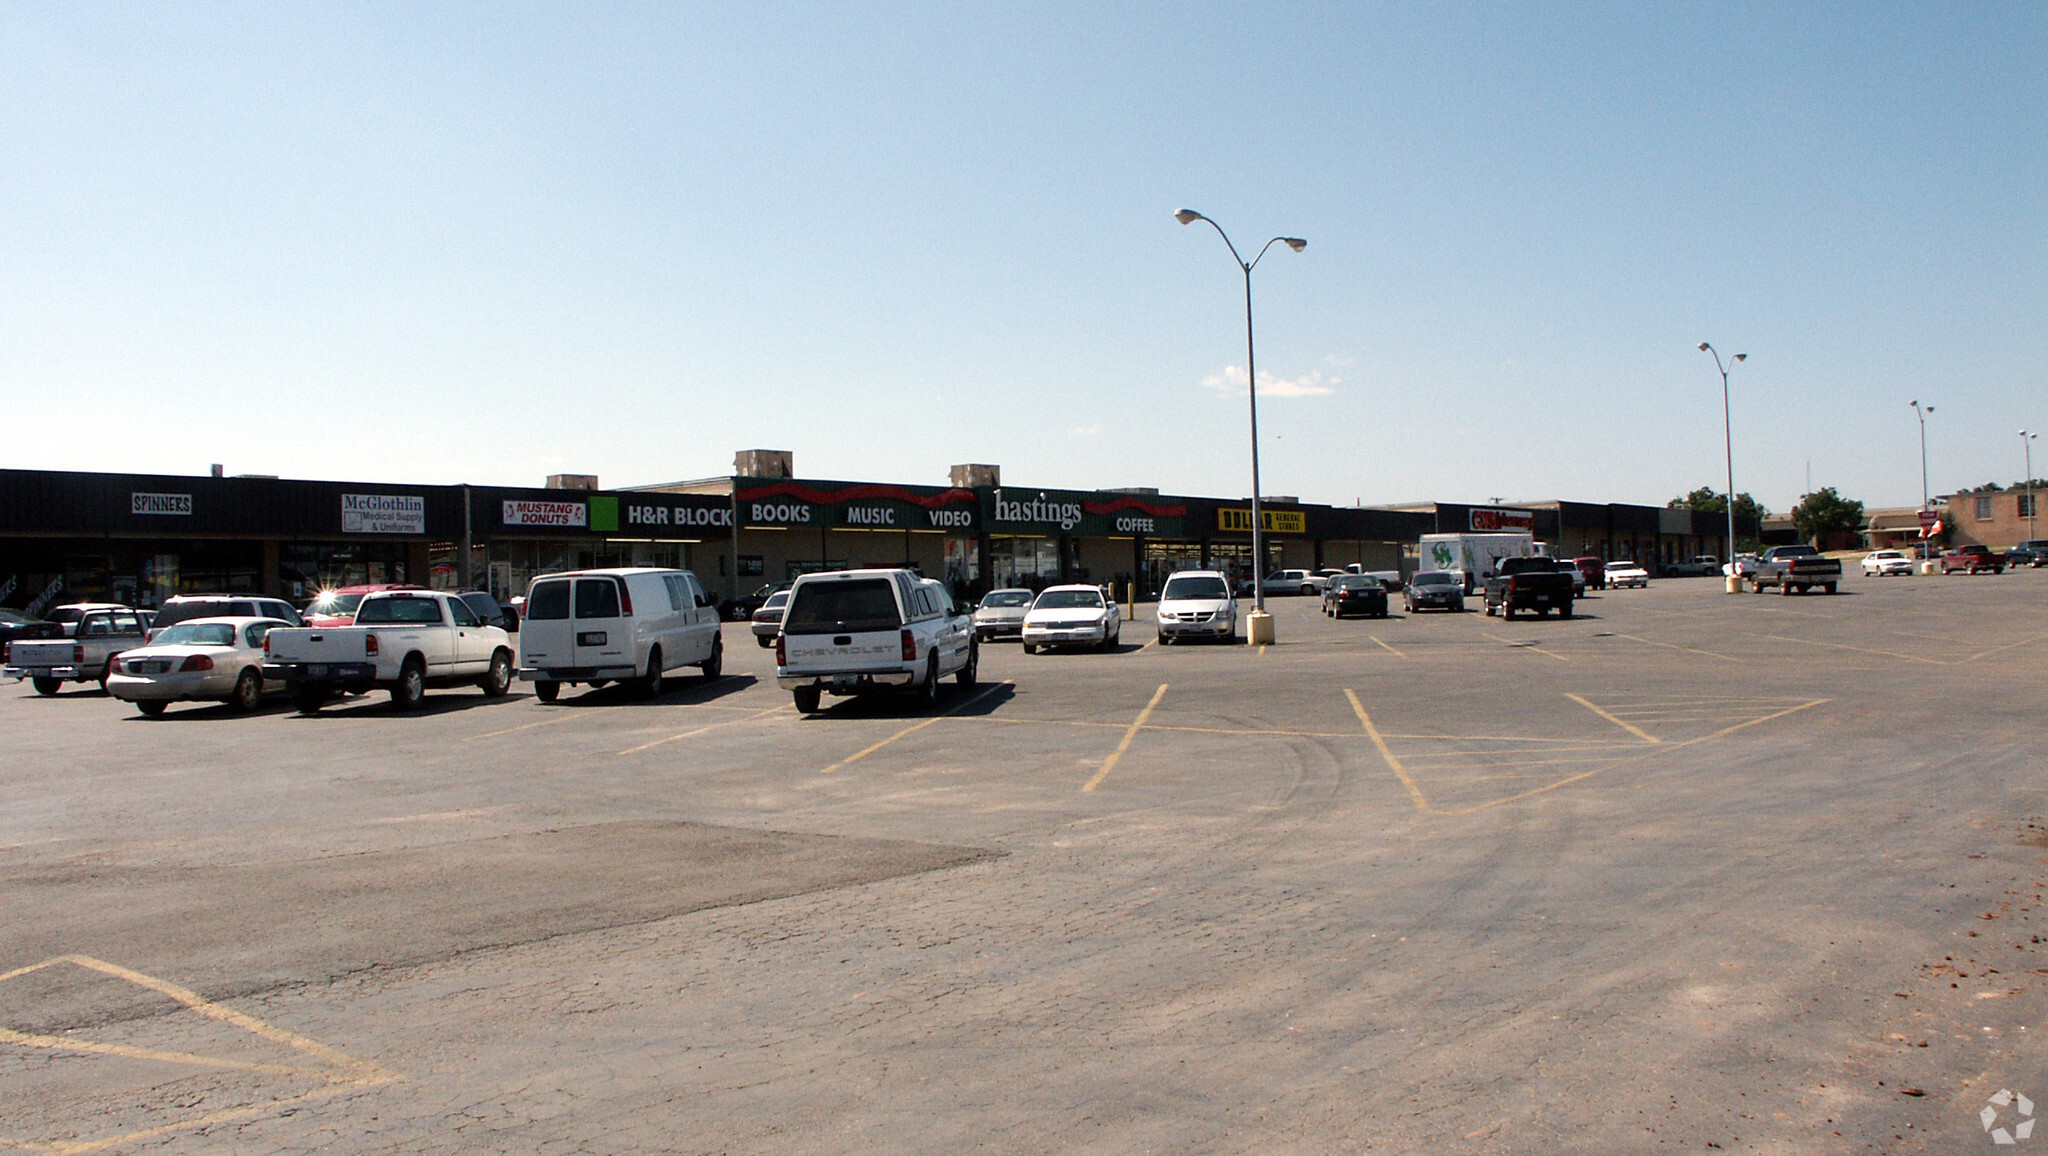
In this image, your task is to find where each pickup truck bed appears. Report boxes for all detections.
[263,591,513,711]
[1483,558,1575,620]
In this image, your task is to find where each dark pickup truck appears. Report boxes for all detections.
[1940,544,2006,574]
[1747,545,1843,595]
[1484,556,1575,620]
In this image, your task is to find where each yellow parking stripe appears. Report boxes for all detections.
[1481,632,1568,661]
[1369,635,1405,657]
[1611,633,1738,662]
[1345,689,1430,813]
[462,716,575,742]
[1565,694,1660,744]
[1083,683,1168,792]
[816,682,1008,774]
[616,704,790,755]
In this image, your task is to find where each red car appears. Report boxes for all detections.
[1939,545,2006,575]
[1572,556,1607,590]
[302,583,426,627]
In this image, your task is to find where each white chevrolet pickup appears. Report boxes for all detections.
[775,569,976,714]
[5,606,149,695]
[262,590,513,712]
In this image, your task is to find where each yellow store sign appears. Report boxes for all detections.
[1217,507,1306,534]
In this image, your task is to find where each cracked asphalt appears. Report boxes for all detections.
[3,568,2045,1153]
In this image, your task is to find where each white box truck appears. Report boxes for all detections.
[1419,532,1549,595]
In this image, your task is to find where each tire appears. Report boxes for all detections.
[756,635,775,649]
[1300,585,1315,596]
[1157,631,1169,646]
[1558,601,1572,620]
[699,634,723,680]
[534,680,560,703]
[390,659,426,710]
[31,677,61,696]
[792,685,821,714]
[1823,583,1838,595]
[480,650,513,696]
[294,684,328,714]
[1780,582,1792,596]
[137,700,168,717]
[229,668,262,713]
[1022,643,1037,655]
[919,655,941,709]
[1501,601,1514,621]
[638,647,665,698]
[956,638,978,687]
[98,659,115,690]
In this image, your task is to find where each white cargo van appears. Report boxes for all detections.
[517,568,724,702]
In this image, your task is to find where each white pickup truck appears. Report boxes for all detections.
[5,606,150,695]
[775,569,977,714]
[262,589,513,712]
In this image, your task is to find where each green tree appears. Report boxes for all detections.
[1791,487,1865,544]
[1667,487,1769,521]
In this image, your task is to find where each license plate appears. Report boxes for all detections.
[1535,595,1549,602]
[137,661,169,674]
[309,665,327,678]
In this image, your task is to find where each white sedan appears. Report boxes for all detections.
[1861,550,1914,577]
[1605,561,1651,588]
[1021,585,1122,653]
[105,616,290,716]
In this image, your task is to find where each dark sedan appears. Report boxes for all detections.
[1402,570,1466,613]
[1321,574,1389,619]
[0,608,64,660]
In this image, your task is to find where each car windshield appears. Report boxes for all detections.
[47,608,86,625]
[308,592,364,617]
[1412,572,1455,587]
[0,609,39,626]
[784,578,902,633]
[1035,590,1104,610]
[761,592,789,610]
[152,622,237,647]
[1161,576,1229,600]
[980,591,1033,608]
[356,597,445,625]
[1333,577,1374,591]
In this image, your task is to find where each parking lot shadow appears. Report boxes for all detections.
[801,680,1017,720]
[546,673,763,708]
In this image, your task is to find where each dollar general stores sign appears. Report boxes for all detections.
[1217,507,1307,534]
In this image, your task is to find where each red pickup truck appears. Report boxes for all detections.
[1939,545,2006,575]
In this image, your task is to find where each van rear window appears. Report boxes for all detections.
[526,580,571,621]
[783,579,901,634]
[575,579,621,619]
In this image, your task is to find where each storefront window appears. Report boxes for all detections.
[988,536,1060,590]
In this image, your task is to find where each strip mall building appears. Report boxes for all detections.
[0,453,1756,613]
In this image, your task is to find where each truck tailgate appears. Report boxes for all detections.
[8,640,78,667]
[781,629,904,674]
[265,628,372,663]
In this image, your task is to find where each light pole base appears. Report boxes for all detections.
[1247,610,1275,646]
[1724,575,1742,594]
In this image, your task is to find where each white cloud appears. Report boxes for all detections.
[1201,365,1337,398]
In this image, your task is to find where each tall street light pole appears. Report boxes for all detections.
[2023,429,2039,542]
[1698,343,1746,590]
[1177,210,1305,643]
[1909,400,1936,510]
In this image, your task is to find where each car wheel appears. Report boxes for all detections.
[294,684,328,714]
[639,647,665,698]
[1157,631,1169,646]
[756,635,775,649]
[137,700,168,717]
[700,634,723,680]
[229,668,262,713]
[1501,600,1513,620]
[1022,643,1037,654]
[390,659,426,710]
[792,685,821,714]
[919,655,941,709]
[956,638,978,687]
[98,658,115,690]
[1823,582,1838,595]
[534,680,560,703]
[1558,601,1573,620]
[480,650,513,696]
[31,677,62,696]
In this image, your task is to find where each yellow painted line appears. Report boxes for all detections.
[817,682,1008,774]
[1565,693,1661,744]
[1082,683,1169,792]
[1749,633,1944,664]
[1480,632,1568,661]
[1958,633,2048,663]
[0,1026,338,1080]
[616,704,790,755]
[1368,635,1405,657]
[1346,689,1431,813]
[462,715,575,742]
[1400,744,1644,762]
[1611,633,1739,662]
[1699,698,1829,739]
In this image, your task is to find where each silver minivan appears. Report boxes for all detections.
[517,567,723,701]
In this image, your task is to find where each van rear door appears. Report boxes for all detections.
[572,576,631,672]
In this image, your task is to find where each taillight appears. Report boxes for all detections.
[774,634,786,666]
[616,578,632,615]
[74,644,85,663]
[178,654,215,672]
[901,629,917,662]
[365,633,380,657]
[262,634,270,655]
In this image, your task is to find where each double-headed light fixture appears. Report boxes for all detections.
[1698,343,1746,577]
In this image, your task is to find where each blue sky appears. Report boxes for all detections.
[4,3,2042,513]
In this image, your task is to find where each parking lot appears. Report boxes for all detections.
[4,569,2046,1153]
